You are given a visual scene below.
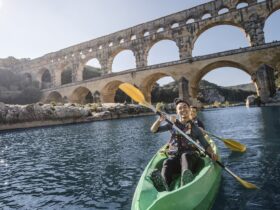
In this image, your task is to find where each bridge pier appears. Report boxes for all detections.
[101,92,115,103]
[53,70,62,87]
[252,64,276,103]
[99,56,112,74]
[175,37,192,59]
[243,16,265,46]
[134,50,148,68]
[72,63,83,82]
[178,77,192,105]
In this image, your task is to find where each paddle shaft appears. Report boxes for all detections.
[205,131,224,141]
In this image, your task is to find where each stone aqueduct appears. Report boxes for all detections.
[4,0,280,104]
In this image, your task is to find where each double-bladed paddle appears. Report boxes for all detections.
[119,82,258,190]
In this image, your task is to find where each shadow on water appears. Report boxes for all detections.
[0,107,279,209]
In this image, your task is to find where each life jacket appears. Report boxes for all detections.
[167,120,197,156]
[192,117,205,130]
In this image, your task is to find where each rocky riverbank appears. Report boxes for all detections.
[0,102,153,131]
[246,90,280,107]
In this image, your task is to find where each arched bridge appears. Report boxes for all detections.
[40,42,280,104]
[10,0,280,104]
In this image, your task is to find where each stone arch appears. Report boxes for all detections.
[143,30,150,37]
[156,26,165,33]
[236,1,249,9]
[191,22,250,51]
[100,80,124,103]
[147,39,179,65]
[190,60,255,98]
[201,13,212,20]
[264,1,280,19]
[82,58,102,80]
[61,66,73,85]
[45,91,63,103]
[111,49,136,72]
[40,68,52,89]
[70,86,93,104]
[194,26,250,55]
[93,90,101,103]
[171,22,180,29]
[106,47,135,73]
[264,7,280,43]
[251,64,277,101]
[218,7,230,15]
[186,18,195,24]
[139,72,177,103]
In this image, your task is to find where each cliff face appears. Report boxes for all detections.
[198,88,225,103]
[152,80,256,104]
[198,80,256,103]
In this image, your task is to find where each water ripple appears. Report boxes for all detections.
[0,107,279,209]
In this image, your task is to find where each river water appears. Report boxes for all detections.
[0,106,279,210]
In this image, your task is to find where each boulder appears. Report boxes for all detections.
[246,95,257,107]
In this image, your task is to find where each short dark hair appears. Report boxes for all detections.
[174,98,190,107]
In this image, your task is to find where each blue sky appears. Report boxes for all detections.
[0,0,279,86]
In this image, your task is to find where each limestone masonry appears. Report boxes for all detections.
[0,0,279,104]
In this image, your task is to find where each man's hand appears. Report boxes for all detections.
[209,152,218,161]
[206,146,218,161]
[159,114,166,122]
[170,115,176,123]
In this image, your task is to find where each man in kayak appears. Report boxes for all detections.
[150,98,217,191]
[190,105,205,130]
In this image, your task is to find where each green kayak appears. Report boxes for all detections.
[131,137,222,210]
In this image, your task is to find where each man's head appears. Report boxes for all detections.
[174,98,190,120]
[174,98,190,107]
[190,106,198,119]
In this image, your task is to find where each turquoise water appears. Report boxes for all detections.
[0,106,279,209]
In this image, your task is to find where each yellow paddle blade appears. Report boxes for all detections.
[119,83,152,108]
[235,176,259,189]
[119,83,146,104]
[206,131,247,153]
[223,138,246,152]
[223,165,259,190]
[118,83,157,113]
